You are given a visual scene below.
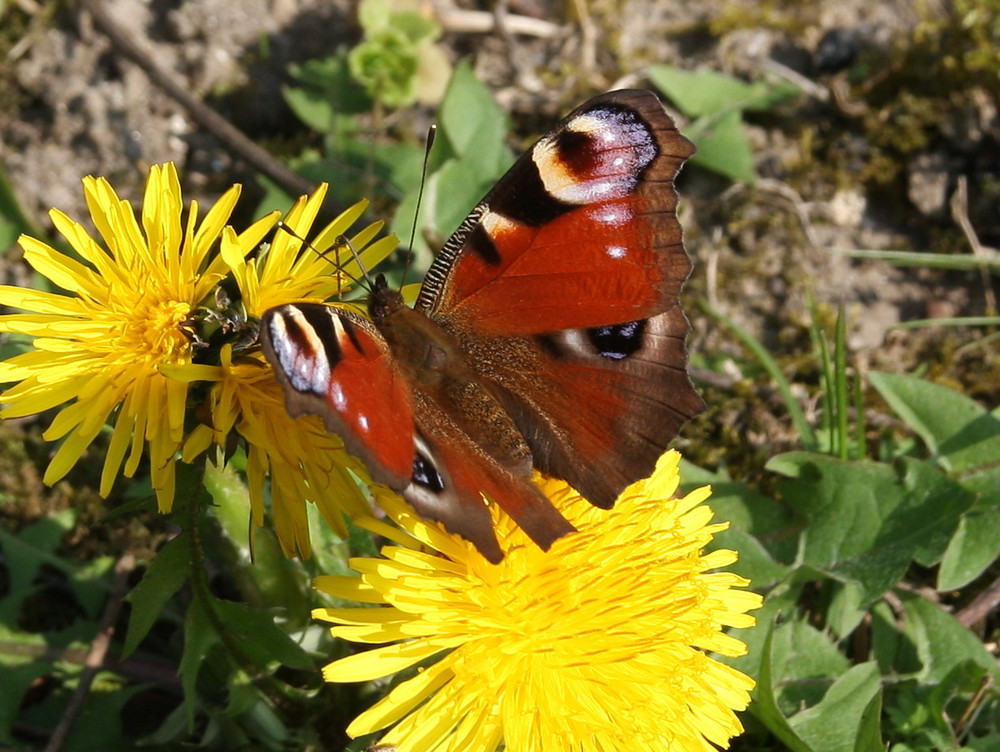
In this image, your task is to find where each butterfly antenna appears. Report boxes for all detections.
[275,221,370,296]
[401,123,437,289]
[336,234,372,284]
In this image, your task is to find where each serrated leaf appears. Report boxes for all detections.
[770,453,973,603]
[789,662,884,752]
[64,681,146,752]
[123,534,191,657]
[869,372,1000,474]
[213,599,313,670]
[179,596,220,725]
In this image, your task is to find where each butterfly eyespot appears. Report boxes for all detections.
[587,320,646,361]
[412,450,445,492]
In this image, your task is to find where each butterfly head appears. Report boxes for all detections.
[368,273,406,323]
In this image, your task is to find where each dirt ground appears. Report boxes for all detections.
[1,0,997,429]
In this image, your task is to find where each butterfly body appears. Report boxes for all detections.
[261,90,704,562]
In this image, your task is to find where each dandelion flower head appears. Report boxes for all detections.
[178,182,399,556]
[0,163,249,508]
[315,450,761,752]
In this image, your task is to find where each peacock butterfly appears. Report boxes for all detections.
[260,89,704,563]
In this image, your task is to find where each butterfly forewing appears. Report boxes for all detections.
[260,303,415,488]
[418,90,695,334]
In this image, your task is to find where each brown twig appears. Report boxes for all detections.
[956,574,1000,628]
[950,175,999,316]
[433,3,559,37]
[43,552,136,752]
[82,0,319,202]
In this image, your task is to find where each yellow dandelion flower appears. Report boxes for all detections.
[0,163,251,510]
[222,182,399,319]
[177,183,398,556]
[315,450,761,752]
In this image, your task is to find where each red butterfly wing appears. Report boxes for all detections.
[261,301,572,563]
[418,89,704,507]
[418,89,693,334]
[260,304,414,488]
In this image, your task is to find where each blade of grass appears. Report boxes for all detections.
[807,294,834,453]
[834,305,850,460]
[833,248,1000,271]
[891,316,1000,330]
[854,357,867,460]
[701,299,817,451]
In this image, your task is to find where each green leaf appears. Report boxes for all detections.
[679,460,792,585]
[713,526,789,587]
[0,662,53,744]
[0,509,78,625]
[64,680,146,752]
[681,459,793,536]
[687,109,756,182]
[938,498,1000,590]
[205,463,313,627]
[771,618,853,712]
[284,55,371,132]
[649,66,798,117]
[212,600,313,670]
[789,663,884,752]
[283,82,337,133]
[179,596,221,725]
[357,0,389,33]
[438,62,510,163]
[348,30,420,108]
[429,157,497,237]
[0,164,40,250]
[826,581,867,638]
[123,533,192,657]
[869,371,1000,474]
[769,453,973,603]
[391,11,439,44]
[898,589,1000,684]
[750,621,813,752]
